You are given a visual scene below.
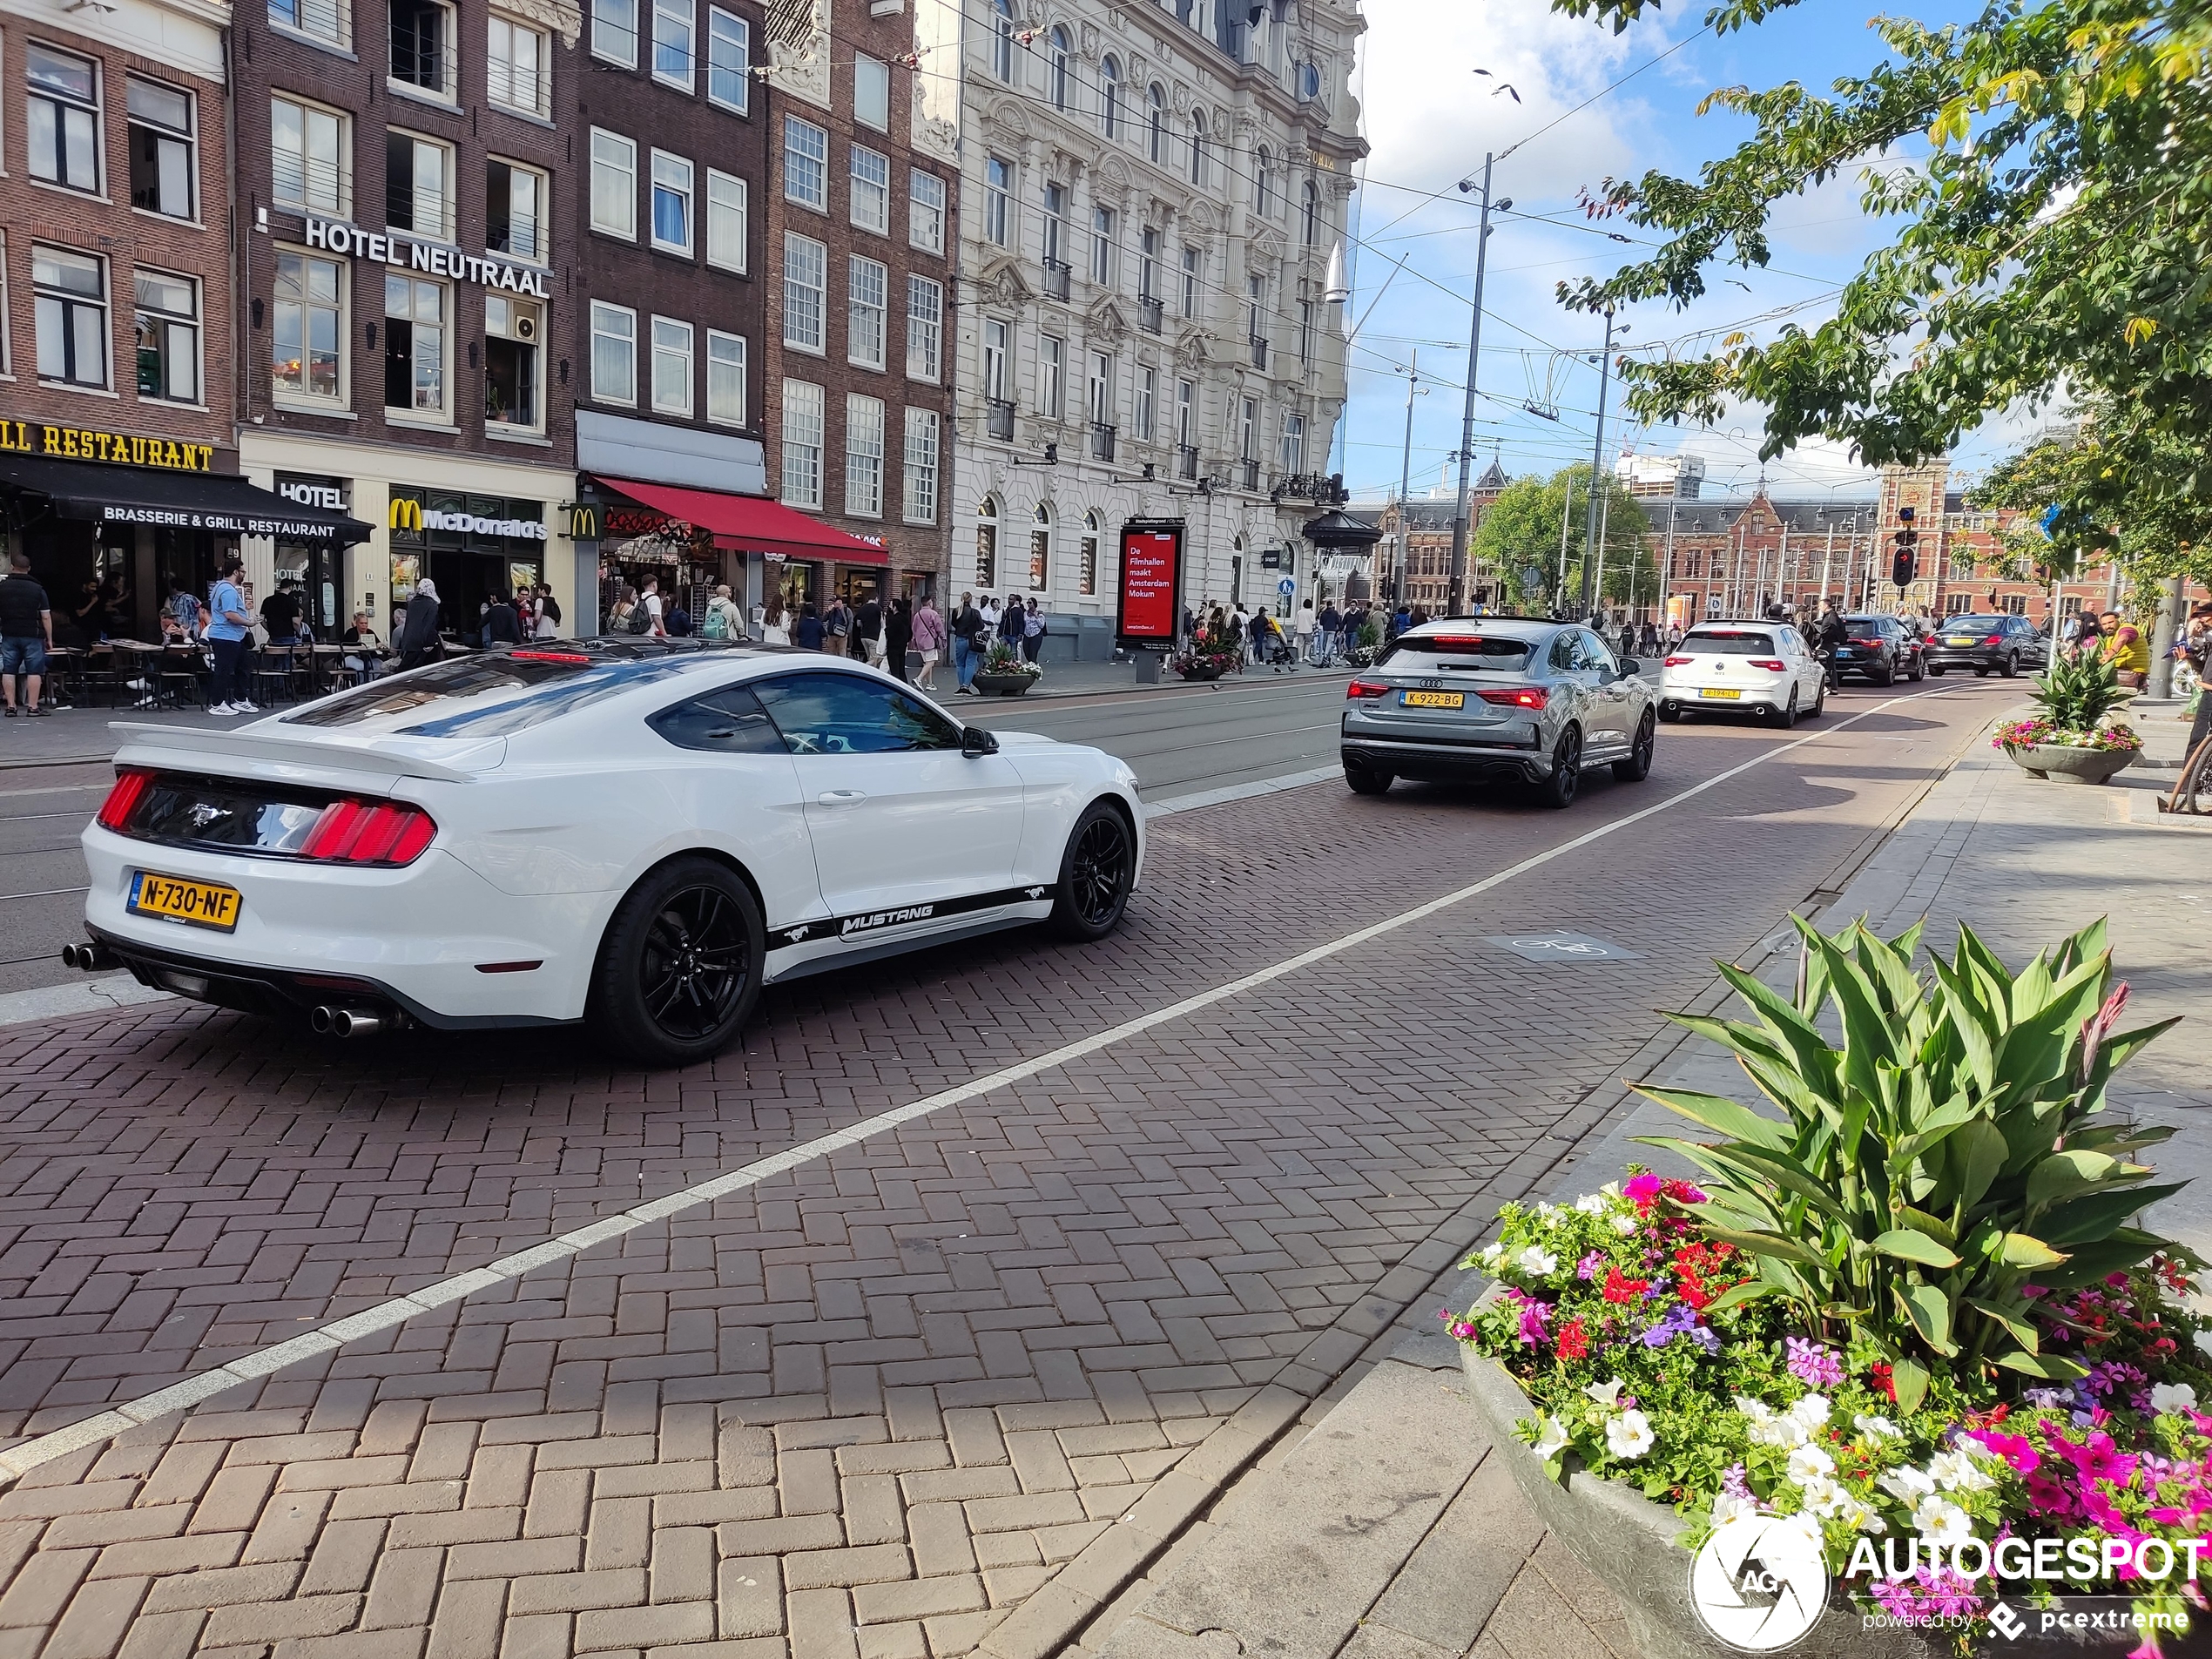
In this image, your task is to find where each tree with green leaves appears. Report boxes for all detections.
[1474,466,1655,613]
[1547,0,2212,523]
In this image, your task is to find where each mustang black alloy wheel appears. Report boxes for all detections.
[1049,802,1136,941]
[592,856,765,1066]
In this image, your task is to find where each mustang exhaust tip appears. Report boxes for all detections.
[310,1004,336,1035]
[315,1004,402,1038]
[61,942,117,972]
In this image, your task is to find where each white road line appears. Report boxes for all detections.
[0,685,1977,1483]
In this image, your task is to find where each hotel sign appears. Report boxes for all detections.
[0,418,214,472]
[303,216,551,298]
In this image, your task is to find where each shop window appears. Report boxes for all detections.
[848,256,887,371]
[127,78,195,219]
[855,54,890,130]
[270,0,348,50]
[273,249,346,406]
[484,293,541,430]
[707,8,749,111]
[909,170,946,255]
[384,273,448,416]
[850,145,890,235]
[653,0,693,89]
[651,151,694,255]
[706,329,745,427]
[134,268,199,403]
[34,245,108,389]
[590,129,636,239]
[783,117,827,211]
[390,0,457,101]
[273,95,350,217]
[706,170,747,273]
[387,130,455,242]
[903,409,939,526]
[592,0,637,66]
[846,393,885,518]
[651,317,693,415]
[906,275,942,381]
[488,158,549,265]
[28,44,101,196]
[782,233,826,353]
[781,380,825,509]
[488,15,550,117]
[590,300,637,404]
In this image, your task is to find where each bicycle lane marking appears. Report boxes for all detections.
[0,683,1983,1483]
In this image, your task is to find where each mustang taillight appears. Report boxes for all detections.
[97,768,154,830]
[1345,679,1393,699]
[299,799,438,866]
[1477,687,1549,710]
[1662,655,1693,667]
[509,650,594,664]
[1749,658,1788,671]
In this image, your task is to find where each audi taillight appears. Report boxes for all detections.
[1476,687,1548,711]
[97,768,153,830]
[300,799,438,866]
[1749,658,1787,671]
[1662,655,1692,667]
[1346,679,1392,699]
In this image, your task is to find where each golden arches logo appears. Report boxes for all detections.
[388,497,424,533]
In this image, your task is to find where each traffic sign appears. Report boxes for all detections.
[1277,577,1296,596]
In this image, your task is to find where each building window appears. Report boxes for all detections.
[32,246,107,388]
[1238,395,1258,462]
[488,158,549,264]
[127,79,195,219]
[389,0,457,102]
[781,379,825,508]
[846,393,885,516]
[653,0,694,88]
[28,44,101,195]
[906,275,942,381]
[981,318,1008,403]
[1136,366,1156,441]
[909,170,947,254]
[1028,503,1052,590]
[271,0,347,50]
[707,8,750,110]
[1048,25,1070,111]
[651,316,693,415]
[982,156,1012,247]
[706,329,745,426]
[1176,378,1195,448]
[1138,227,1158,301]
[850,145,890,234]
[1302,179,1318,246]
[1079,511,1099,596]
[590,300,637,402]
[590,129,636,238]
[848,257,887,370]
[651,151,694,254]
[991,0,1015,82]
[706,169,747,273]
[1088,351,1113,428]
[903,408,939,524]
[1298,295,1313,366]
[1090,206,1116,286]
[1255,147,1273,218]
[1188,111,1206,187]
[1099,55,1120,138]
[484,293,541,428]
[1042,182,1068,273]
[592,0,637,66]
[387,130,455,242]
[1280,411,1305,475]
[272,95,349,217]
[854,53,890,130]
[784,117,827,210]
[1181,246,1200,317]
[487,15,550,116]
[782,233,826,352]
[976,498,999,587]
[1039,334,1064,421]
[1147,84,1166,164]
[384,273,447,415]
[133,269,199,402]
[273,249,344,405]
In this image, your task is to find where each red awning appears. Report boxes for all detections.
[594,476,889,565]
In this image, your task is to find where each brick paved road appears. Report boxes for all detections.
[0,683,2013,1659]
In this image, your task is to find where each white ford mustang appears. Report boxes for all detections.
[77,642,1144,1064]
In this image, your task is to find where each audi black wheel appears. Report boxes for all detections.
[1613,709,1656,782]
[1534,725,1582,810]
[1049,801,1136,941]
[591,856,765,1066]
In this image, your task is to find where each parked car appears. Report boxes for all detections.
[1658,621,1827,726]
[1340,617,1656,809]
[1925,613,2049,678]
[1832,614,1925,685]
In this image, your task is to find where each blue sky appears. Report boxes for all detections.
[1336,0,1989,506]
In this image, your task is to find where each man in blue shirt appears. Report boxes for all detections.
[205,556,257,715]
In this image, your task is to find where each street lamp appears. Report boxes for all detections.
[1446,157,1508,617]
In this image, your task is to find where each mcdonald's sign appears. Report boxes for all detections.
[567,503,602,540]
[389,496,424,533]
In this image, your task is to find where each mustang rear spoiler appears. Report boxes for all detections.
[106,721,496,786]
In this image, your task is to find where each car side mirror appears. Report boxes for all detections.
[1617,658,1640,678]
[961,726,999,758]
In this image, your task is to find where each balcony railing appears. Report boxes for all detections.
[1138,296,1163,334]
[985,400,1015,442]
[1089,422,1116,462]
[1249,336,1269,369]
[1042,260,1071,301]
[1239,459,1261,491]
[1273,472,1346,505]
[1177,446,1199,482]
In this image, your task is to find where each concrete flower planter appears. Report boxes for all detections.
[971,671,1036,697]
[2002,742,2137,785]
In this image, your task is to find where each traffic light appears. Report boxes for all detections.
[1891,506,1919,589]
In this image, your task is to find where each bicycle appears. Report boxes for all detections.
[2161,731,2212,815]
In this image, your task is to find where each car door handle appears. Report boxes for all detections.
[816,790,867,806]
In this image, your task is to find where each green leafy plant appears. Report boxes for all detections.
[981,640,1041,678]
[2027,647,2130,733]
[1634,916,2182,1413]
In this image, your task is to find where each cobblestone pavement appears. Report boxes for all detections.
[0,682,2011,1659]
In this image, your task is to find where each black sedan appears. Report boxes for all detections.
[1831,614,1925,685]
[1925,613,2050,678]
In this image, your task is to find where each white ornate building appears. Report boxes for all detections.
[928,0,1366,638]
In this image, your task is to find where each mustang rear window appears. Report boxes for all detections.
[1684,631,1775,654]
[285,655,689,735]
[1380,636,1533,669]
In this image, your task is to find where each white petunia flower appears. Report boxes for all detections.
[1911,1494,1974,1548]
[2152,1382,2198,1416]
[1927,1449,1995,1494]
[1853,1413,1899,1442]
[1787,1445,1837,1486]
[1770,1510,1823,1554]
[1837,1493,1886,1534]
[1587,1377,1627,1408]
[1735,1396,1805,1448]
[1479,1242,1506,1271]
[1879,1465,1937,1504]
[1514,1245,1560,1278]
[1608,1211,1639,1236]
[1606,1408,1655,1460]
[1534,1202,1561,1224]
[1575,1192,1608,1215]
[1530,1414,1569,1460]
[1711,1490,1763,1527]
[1796,1474,1843,1516]
[1785,1393,1832,1434]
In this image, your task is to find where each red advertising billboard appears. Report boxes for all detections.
[1116,520,1184,646]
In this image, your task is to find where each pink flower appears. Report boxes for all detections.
[1968,1429,2041,1474]
[2064,1432,2137,1487]
[2025,1473,2076,1518]
[1623,1173,1663,1214]
[1517,1301,1552,1347]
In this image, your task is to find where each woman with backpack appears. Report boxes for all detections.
[608,586,638,634]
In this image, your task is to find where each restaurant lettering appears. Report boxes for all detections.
[100,504,340,538]
[304,217,551,298]
[0,419,214,473]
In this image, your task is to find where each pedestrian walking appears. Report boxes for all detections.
[1293,599,1317,664]
[911,596,947,690]
[1022,597,1045,664]
[1817,600,1846,690]
[952,591,987,693]
[824,595,850,654]
[702,583,744,641]
[637,576,668,637]
[854,591,883,664]
[794,602,826,651]
[395,576,444,677]
[761,595,792,646]
[0,551,56,718]
[886,597,914,683]
[1317,600,1341,664]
